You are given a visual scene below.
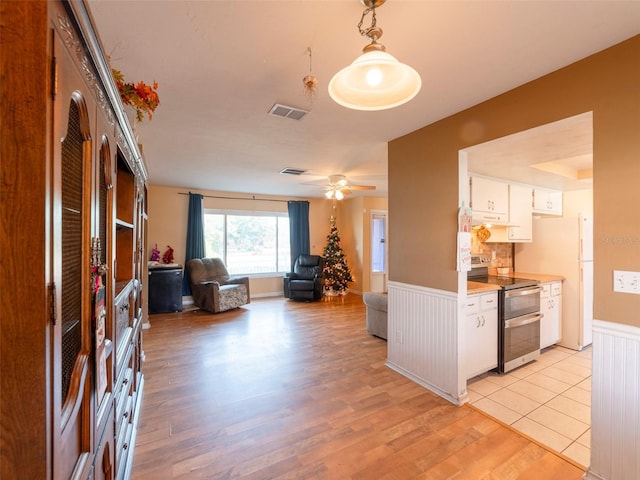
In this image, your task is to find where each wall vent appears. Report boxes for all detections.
[280,168,307,176]
[268,103,308,120]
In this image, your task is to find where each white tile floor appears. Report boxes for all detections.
[468,345,592,467]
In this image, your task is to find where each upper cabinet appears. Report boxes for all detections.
[482,182,533,243]
[532,187,563,216]
[506,184,533,241]
[469,176,509,225]
[469,174,564,242]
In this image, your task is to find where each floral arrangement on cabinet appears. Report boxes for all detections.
[111,67,160,122]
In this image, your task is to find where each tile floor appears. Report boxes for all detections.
[467,345,592,468]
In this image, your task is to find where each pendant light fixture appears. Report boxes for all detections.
[303,47,319,99]
[328,0,421,111]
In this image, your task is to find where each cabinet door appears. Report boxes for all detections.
[507,184,533,242]
[470,176,509,223]
[477,297,498,375]
[94,123,115,435]
[540,283,561,348]
[540,297,553,349]
[51,32,94,480]
[465,293,498,379]
[549,284,562,346]
[533,188,563,215]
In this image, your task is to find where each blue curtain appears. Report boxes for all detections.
[287,200,310,271]
[182,193,205,295]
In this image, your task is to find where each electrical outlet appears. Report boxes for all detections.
[613,270,640,294]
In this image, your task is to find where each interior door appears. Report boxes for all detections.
[370,211,388,292]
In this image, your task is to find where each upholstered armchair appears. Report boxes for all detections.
[186,258,250,313]
[283,254,324,301]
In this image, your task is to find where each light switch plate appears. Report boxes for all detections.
[613,270,640,294]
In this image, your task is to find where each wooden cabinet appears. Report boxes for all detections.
[540,281,562,349]
[0,2,146,478]
[464,292,499,379]
[470,176,510,224]
[533,187,563,215]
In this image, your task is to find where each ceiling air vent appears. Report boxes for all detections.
[268,103,308,121]
[280,168,308,176]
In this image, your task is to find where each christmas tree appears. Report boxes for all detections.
[322,216,353,295]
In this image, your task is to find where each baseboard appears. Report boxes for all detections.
[386,360,463,406]
[250,292,286,298]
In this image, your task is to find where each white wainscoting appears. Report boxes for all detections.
[585,319,640,480]
[386,281,462,405]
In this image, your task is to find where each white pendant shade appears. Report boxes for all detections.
[328,49,422,111]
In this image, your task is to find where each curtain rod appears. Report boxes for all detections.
[178,192,297,203]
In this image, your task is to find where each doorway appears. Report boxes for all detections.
[370,210,388,292]
[458,112,594,468]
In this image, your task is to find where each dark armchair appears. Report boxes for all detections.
[186,258,250,313]
[283,254,324,301]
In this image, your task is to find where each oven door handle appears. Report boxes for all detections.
[505,313,544,329]
[504,286,543,298]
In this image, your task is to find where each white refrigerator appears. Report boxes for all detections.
[514,214,593,351]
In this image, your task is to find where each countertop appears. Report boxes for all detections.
[505,271,565,283]
[467,282,501,294]
[467,271,565,295]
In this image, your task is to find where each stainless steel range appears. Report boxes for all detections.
[469,254,543,373]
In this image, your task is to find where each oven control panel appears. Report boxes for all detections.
[470,253,492,268]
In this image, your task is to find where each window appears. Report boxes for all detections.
[204,210,290,275]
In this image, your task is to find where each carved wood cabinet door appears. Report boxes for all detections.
[50,27,95,480]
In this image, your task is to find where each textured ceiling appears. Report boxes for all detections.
[87,0,640,198]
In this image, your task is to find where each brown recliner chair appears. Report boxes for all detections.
[283,254,324,301]
[186,258,250,313]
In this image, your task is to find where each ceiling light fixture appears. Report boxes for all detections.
[328,0,421,111]
[303,47,319,98]
[325,189,345,200]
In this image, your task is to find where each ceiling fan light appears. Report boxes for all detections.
[328,49,421,111]
[325,190,334,199]
[335,190,345,200]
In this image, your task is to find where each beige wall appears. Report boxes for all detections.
[147,185,334,296]
[389,34,640,327]
[563,189,593,218]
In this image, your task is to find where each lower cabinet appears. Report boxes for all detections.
[540,281,562,349]
[464,292,498,379]
[93,408,115,480]
[112,282,144,480]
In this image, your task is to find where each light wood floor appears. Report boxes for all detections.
[132,294,585,479]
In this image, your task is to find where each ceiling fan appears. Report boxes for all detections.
[324,174,376,200]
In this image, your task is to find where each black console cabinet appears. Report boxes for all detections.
[148,265,183,314]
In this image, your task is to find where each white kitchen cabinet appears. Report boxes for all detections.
[533,187,563,215]
[486,183,533,243]
[470,176,509,224]
[464,292,498,379]
[540,281,562,349]
[507,184,533,241]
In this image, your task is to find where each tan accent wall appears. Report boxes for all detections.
[389,35,640,327]
[336,198,364,293]
[312,197,388,295]
[147,185,342,296]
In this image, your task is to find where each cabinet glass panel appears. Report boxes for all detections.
[60,99,84,403]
